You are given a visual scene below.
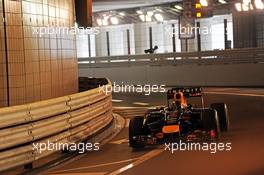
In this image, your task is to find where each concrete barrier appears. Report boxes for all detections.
[79,48,264,87]
[79,63,264,87]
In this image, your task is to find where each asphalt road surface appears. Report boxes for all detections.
[46,88,264,175]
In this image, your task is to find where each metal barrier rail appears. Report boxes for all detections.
[78,48,264,68]
[113,107,150,118]
[0,81,113,172]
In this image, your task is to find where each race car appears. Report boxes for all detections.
[129,87,230,149]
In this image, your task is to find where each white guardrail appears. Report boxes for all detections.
[113,107,149,119]
[0,81,112,172]
[78,48,264,68]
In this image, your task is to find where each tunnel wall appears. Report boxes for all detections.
[0,0,78,107]
[233,12,257,48]
[0,0,7,107]
[233,11,264,48]
[79,63,264,87]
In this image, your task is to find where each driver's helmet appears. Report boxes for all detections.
[174,92,187,109]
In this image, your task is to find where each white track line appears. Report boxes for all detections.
[108,149,164,175]
[133,102,150,106]
[205,91,264,97]
[50,158,138,174]
[51,172,107,175]
[112,99,123,103]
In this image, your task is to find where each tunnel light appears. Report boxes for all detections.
[147,11,154,17]
[110,17,119,25]
[139,14,145,22]
[97,19,102,26]
[119,12,125,16]
[136,10,143,14]
[235,3,242,11]
[174,5,183,10]
[242,3,250,11]
[243,0,251,4]
[200,0,208,7]
[255,0,264,9]
[218,0,227,4]
[154,13,164,22]
[103,15,109,20]
[102,18,108,26]
[250,3,254,10]
[146,15,152,22]
[74,22,78,28]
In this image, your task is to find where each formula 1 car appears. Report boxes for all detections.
[129,87,230,149]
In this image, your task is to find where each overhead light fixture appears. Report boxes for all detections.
[146,15,152,22]
[97,18,102,26]
[136,10,143,15]
[110,17,119,25]
[139,14,145,22]
[119,12,125,16]
[218,0,227,4]
[147,11,154,17]
[255,0,264,9]
[154,13,164,22]
[235,3,242,11]
[200,0,208,7]
[174,5,183,10]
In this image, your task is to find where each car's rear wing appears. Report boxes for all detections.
[167,87,203,99]
[167,87,204,108]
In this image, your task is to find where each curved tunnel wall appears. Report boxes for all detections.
[0,0,78,107]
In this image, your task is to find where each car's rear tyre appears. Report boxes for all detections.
[211,103,230,132]
[201,109,220,140]
[129,116,146,149]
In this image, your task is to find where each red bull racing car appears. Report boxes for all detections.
[129,87,230,149]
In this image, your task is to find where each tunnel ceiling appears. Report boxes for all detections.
[93,0,181,12]
[92,0,233,26]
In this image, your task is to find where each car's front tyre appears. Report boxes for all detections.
[201,109,220,140]
[129,116,146,149]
